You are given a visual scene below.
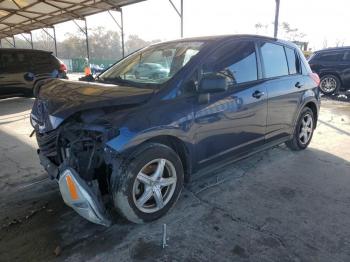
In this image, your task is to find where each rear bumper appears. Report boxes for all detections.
[38,151,111,226]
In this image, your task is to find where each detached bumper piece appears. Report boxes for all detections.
[58,168,111,227]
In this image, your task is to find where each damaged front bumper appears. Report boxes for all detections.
[38,151,111,227]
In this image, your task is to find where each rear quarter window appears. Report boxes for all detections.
[260,42,289,78]
[285,47,301,74]
[29,52,59,71]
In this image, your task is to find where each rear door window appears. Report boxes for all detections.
[203,40,258,87]
[284,47,301,75]
[0,52,29,72]
[318,51,344,62]
[260,42,289,78]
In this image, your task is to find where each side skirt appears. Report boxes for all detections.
[190,136,291,182]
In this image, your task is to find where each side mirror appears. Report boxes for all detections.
[198,74,228,94]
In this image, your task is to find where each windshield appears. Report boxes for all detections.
[99,41,204,86]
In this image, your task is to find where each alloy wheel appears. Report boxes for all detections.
[320,77,337,93]
[132,159,177,213]
[299,113,313,145]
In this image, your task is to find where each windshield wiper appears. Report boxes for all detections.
[99,76,135,85]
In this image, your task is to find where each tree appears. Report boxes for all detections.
[322,38,328,49]
[125,35,161,55]
[34,31,55,52]
[280,22,306,41]
[335,38,345,47]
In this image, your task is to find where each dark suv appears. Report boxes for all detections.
[0,48,67,97]
[308,47,350,94]
[31,35,320,226]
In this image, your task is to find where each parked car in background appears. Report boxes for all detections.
[31,35,320,226]
[308,46,350,94]
[0,48,68,97]
[90,63,105,75]
[133,62,170,79]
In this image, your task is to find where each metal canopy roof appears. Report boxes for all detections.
[0,0,144,39]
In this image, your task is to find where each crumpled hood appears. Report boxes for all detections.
[37,79,154,119]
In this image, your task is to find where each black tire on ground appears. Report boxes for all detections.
[319,74,341,95]
[286,107,315,151]
[112,143,184,224]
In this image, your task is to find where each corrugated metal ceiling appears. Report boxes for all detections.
[0,0,145,39]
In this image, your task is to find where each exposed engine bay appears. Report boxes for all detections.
[34,108,121,226]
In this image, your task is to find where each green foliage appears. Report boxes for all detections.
[1,26,161,64]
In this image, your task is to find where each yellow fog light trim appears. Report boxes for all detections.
[66,175,79,200]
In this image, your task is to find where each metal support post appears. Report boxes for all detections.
[53,26,57,56]
[3,37,15,47]
[169,0,184,38]
[42,27,58,55]
[12,36,16,48]
[30,32,33,49]
[21,33,34,49]
[108,9,125,58]
[84,18,90,61]
[73,19,90,61]
[274,0,280,38]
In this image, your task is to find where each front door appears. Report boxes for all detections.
[193,40,267,166]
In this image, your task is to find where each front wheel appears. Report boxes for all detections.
[286,107,315,151]
[112,143,184,223]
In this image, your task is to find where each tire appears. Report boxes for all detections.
[23,90,34,98]
[286,107,315,151]
[112,143,184,224]
[319,74,341,95]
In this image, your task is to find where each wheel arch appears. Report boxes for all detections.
[304,101,318,127]
[141,135,192,183]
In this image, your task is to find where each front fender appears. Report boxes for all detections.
[105,126,191,154]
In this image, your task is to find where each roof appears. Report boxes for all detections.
[0,0,145,39]
[315,46,350,53]
[154,34,296,48]
[0,47,52,53]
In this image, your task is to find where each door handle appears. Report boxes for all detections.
[252,90,265,99]
[295,82,303,88]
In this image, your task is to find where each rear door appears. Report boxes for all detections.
[194,39,268,165]
[258,42,305,141]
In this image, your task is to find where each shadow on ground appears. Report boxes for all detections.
[1,146,350,262]
[0,97,33,117]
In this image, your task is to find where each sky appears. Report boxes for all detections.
[39,0,350,51]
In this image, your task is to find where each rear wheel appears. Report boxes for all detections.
[112,143,184,223]
[286,107,315,151]
[319,74,340,95]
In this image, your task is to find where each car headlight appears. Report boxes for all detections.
[49,115,64,130]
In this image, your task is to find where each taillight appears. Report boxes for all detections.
[309,72,320,86]
[59,63,67,73]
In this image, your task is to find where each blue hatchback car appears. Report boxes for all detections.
[31,35,320,226]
